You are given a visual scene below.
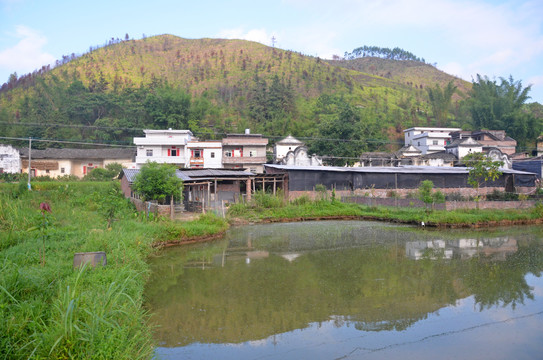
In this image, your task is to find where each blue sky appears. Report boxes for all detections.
[1,0,542,103]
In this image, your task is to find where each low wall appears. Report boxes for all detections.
[131,198,171,216]
[289,186,507,201]
[342,196,537,210]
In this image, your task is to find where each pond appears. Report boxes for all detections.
[144,221,543,360]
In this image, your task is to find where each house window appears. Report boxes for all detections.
[433,140,438,145]
[249,150,256,157]
[171,149,177,156]
[192,149,202,159]
[46,169,50,174]
[146,149,153,157]
[225,150,232,157]
[210,152,215,158]
[61,167,65,174]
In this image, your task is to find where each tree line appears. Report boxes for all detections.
[344,45,425,62]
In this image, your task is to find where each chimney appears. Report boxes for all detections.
[245,129,251,135]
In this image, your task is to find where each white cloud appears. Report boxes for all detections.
[216,27,276,47]
[0,25,55,78]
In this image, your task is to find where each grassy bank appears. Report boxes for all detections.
[228,191,543,227]
[0,181,228,359]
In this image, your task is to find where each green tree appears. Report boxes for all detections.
[463,152,503,204]
[418,180,445,211]
[427,81,456,126]
[468,75,537,149]
[132,162,183,204]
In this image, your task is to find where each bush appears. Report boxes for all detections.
[486,190,519,201]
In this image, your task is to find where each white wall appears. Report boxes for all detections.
[0,145,21,173]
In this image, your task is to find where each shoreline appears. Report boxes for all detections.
[153,212,543,248]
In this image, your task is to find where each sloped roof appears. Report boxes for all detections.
[276,135,304,146]
[420,151,457,160]
[20,147,136,160]
[445,137,482,148]
[264,164,534,176]
[121,168,254,183]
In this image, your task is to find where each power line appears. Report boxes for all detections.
[0,136,135,148]
[0,121,402,145]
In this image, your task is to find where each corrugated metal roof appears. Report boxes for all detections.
[180,169,254,177]
[264,164,536,176]
[122,168,254,183]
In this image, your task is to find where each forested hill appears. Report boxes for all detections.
[0,34,539,159]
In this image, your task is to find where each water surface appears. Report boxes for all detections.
[145,221,543,359]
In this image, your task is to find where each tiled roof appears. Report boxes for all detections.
[19,147,136,159]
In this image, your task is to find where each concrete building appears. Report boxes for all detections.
[445,137,484,159]
[222,130,268,173]
[134,129,194,168]
[274,135,305,162]
[404,127,461,155]
[186,141,222,168]
[450,130,517,156]
[0,144,21,173]
[19,148,135,178]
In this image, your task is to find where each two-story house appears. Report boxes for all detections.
[186,141,222,168]
[404,127,461,155]
[134,129,193,168]
[222,130,268,173]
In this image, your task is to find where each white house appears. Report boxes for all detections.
[186,141,222,168]
[404,127,461,155]
[133,129,194,168]
[445,137,483,159]
[0,144,21,173]
[274,135,305,162]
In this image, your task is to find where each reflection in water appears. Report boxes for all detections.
[406,237,518,260]
[145,221,543,359]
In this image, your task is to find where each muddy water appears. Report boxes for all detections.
[145,221,543,359]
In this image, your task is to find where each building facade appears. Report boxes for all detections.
[0,144,21,173]
[186,141,222,168]
[19,148,135,178]
[404,127,461,155]
[222,130,268,173]
[134,129,194,168]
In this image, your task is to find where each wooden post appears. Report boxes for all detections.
[273,177,276,195]
[170,195,174,220]
[207,182,211,209]
[246,178,252,202]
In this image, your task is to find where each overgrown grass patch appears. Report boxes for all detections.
[227,191,543,226]
[0,181,229,359]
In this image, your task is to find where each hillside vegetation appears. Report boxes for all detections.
[0,34,540,157]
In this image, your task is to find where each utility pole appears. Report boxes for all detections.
[271,36,276,48]
[27,137,32,191]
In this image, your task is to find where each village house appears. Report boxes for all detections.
[274,135,305,162]
[450,130,517,156]
[404,127,461,155]
[0,144,21,173]
[222,129,268,173]
[133,129,194,168]
[19,147,135,178]
[186,140,222,168]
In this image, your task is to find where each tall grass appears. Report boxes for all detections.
[227,191,543,226]
[0,181,228,359]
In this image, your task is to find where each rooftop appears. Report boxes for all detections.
[20,147,136,159]
[264,164,534,176]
